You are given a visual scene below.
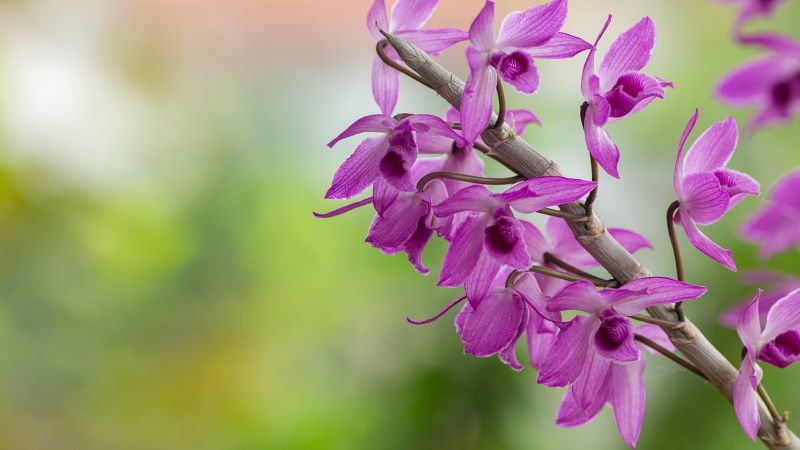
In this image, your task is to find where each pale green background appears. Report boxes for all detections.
[0,0,796,449]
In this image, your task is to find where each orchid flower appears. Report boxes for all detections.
[367,0,468,115]
[734,288,800,440]
[537,278,706,388]
[722,271,800,327]
[454,269,559,371]
[460,0,591,144]
[712,0,787,28]
[433,176,596,305]
[556,324,674,448]
[672,109,760,271]
[326,114,467,214]
[741,170,800,260]
[717,33,800,132]
[581,16,672,178]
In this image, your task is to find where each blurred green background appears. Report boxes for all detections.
[0,0,796,449]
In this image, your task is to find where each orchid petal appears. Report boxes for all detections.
[507,109,542,135]
[598,17,655,92]
[635,324,676,354]
[406,114,468,148]
[521,220,549,264]
[548,280,604,314]
[583,113,620,178]
[594,315,639,363]
[366,195,429,249]
[609,356,647,448]
[404,218,435,274]
[461,48,497,145]
[737,290,763,356]
[397,28,469,55]
[468,1,495,52]
[581,15,612,100]
[733,356,762,441]
[538,315,598,386]
[527,32,592,59]
[681,172,730,225]
[762,289,800,342]
[556,383,607,427]
[716,57,789,106]
[327,114,395,148]
[495,51,540,94]
[498,176,597,213]
[570,347,612,410]
[684,116,738,175]
[325,136,388,199]
[677,209,736,271]
[371,55,399,115]
[483,214,531,269]
[526,311,558,370]
[673,108,700,199]
[439,214,491,287]
[611,277,707,316]
[464,249,502,306]
[715,169,760,209]
[366,0,389,40]
[460,288,526,357]
[495,0,567,49]
[373,177,400,216]
[390,0,438,32]
[433,185,495,217]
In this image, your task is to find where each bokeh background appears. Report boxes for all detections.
[0,0,797,449]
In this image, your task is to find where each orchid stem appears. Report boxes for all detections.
[376,40,433,89]
[634,334,708,380]
[758,384,786,426]
[493,79,506,130]
[585,157,599,217]
[630,314,687,330]
[543,252,615,286]
[406,295,467,325]
[526,265,617,288]
[537,208,590,222]
[416,172,524,192]
[505,270,521,288]
[666,200,686,321]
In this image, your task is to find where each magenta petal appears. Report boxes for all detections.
[678,210,736,271]
[604,72,668,119]
[684,116,738,175]
[398,28,469,55]
[594,314,639,363]
[715,169,760,209]
[389,0,438,32]
[495,0,566,49]
[556,384,607,428]
[548,223,652,269]
[538,315,597,387]
[498,307,528,371]
[406,114,468,148]
[673,109,700,199]
[609,356,647,448]
[328,114,395,148]
[742,205,800,260]
[464,249,502,306]
[325,136,388,199]
[494,51,539,94]
[733,356,762,441]
[468,1,496,51]
[366,195,428,249]
[581,15,612,100]
[716,57,788,106]
[483,213,530,269]
[403,218,435,274]
[762,289,800,342]
[526,310,558,369]
[433,185,495,217]
[379,128,418,192]
[460,289,526,357]
[598,17,655,91]
[507,109,541,135]
[583,115,620,178]
[366,0,389,40]
[498,176,597,214]
[371,55,399,116]
[461,49,497,145]
[570,346,612,410]
[373,177,400,216]
[635,324,676,354]
[439,214,490,287]
[610,277,707,316]
[528,32,592,59]
[521,220,549,263]
[680,172,729,225]
[548,280,603,314]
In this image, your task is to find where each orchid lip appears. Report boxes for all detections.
[595,310,633,352]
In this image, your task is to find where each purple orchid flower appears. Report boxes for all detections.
[722,271,800,327]
[460,0,591,145]
[556,323,674,448]
[712,0,787,28]
[367,0,468,115]
[672,109,760,271]
[741,170,800,260]
[580,16,672,178]
[454,269,559,371]
[325,113,467,213]
[717,33,800,132]
[734,288,800,440]
[433,176,596,304]
[537,278,706,388]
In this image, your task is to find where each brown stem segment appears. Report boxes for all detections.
[526,265,618,288]
[634,334,708,380]
[384,32,799,449]
[666,200,686,321]
[416,172,523,192]
[493,78,506,130]
[543,252,616,286]
[536,208,590,222]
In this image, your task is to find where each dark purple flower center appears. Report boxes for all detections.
[759,330,800,368]
[492,51,531,81]
[485,216,521,254]
[595,314,632,351]
[379,151,407,179]
[770,71,800,115]
[605,74,647,118]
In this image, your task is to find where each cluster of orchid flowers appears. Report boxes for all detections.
[317,0,800,447]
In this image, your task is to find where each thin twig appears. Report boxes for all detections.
[758,384,785,426]
[585,157,599,217]
[543,252,616,286]
[634,334,708,380]
[493,78,506,130]
[537,208,591,222]
[630,314,687,330]
[526,265,617,288]
[416,171,523,192]
[376,40,433,88]
[666,200,686,321]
